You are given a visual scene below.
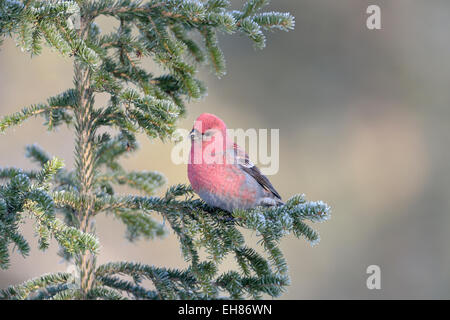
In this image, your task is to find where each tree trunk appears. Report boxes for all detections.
[74,16,96,299]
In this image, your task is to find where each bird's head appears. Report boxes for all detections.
[190,113,228,148]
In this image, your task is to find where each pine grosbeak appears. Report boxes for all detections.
[187,113,283,212]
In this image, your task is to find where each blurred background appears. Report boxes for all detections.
[1,0,450,299]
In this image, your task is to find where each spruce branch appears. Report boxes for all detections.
[31,283,73,300]
[96,261,200,299]
[252,12,295,31]
[24,198,99,255]
[240,0,270,19]
[98,275,159,299]
[0,104,48,133]
[97,170,166,195]
[0,272,72,300]
[35,156,64,186]
[86,286,127,300]
[0,167,39,180]
[25,144,51,167]
[0,158,98,270]
[49,287,80,300]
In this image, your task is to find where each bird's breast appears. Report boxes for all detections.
[188,162,259,211]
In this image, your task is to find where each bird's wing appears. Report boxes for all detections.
[232,143,282,200]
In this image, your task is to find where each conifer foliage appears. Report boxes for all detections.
[0,0,330,299]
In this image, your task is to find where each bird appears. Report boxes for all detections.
[187,113,283,212]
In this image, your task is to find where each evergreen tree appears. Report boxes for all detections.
[0,0,330,300]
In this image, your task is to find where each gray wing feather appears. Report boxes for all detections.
[233,144,282,200]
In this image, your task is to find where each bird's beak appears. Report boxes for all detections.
[189,128,200,141]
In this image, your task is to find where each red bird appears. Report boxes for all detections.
[187,113,283,212]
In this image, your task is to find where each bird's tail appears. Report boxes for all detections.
[260,197,284,207]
